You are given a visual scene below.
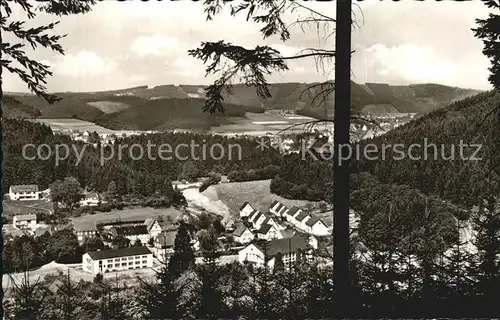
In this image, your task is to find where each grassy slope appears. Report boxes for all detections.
[202,179,318,217]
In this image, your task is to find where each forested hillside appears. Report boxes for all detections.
[2,119,281,194]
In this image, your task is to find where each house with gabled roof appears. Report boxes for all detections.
[255,223,281,241]
[261,214,284,231]
[144,218,163,238]
[232,223,254,244]
[304,216,329,236]
[153,229,178,262]
[283,206,302,222]
[79,192,100,207]
[239,202,255,218]
[13,214,37,231]
[9,185,40,201]
[238,233,312,269]
[270,200,290,217]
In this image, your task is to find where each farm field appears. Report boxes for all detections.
[209,111,318,135]
[3,199,54,219]
[201,179,319,219]
[32,118,117,134]
[71,207,184,230]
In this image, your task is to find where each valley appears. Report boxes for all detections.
[4,82,481,136]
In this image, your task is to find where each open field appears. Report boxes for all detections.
[86,101,131,114]
[71,207,184,229]
[32,118,118,134]
[202,179,319,218]
[3,200,54,219]
[210,111,319,135]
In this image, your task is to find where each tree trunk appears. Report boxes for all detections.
[333,0,352,317]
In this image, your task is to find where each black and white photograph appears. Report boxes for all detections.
[1,0,499,318]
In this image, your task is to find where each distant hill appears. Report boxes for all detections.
[3,82,481,129]
[96,97,264,131]
[3,95,41,119]
[353,90,500,209]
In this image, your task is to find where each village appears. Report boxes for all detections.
[2,178,350,283]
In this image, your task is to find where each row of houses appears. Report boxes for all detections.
[238,201,329,237]
[269,201,329,236]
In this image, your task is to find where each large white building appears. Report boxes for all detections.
[9,185,40,201]
[13,214,37,231]
[79,192,100,207]
[82,246,153,276]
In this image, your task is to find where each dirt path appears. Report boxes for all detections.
[182,188,233,222]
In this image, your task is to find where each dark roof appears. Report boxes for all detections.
[256,233,309,257]
[239,202,253,211]
[98,219,146,228]
[295,211,310,222]
[270,200,279,209]
[83,192,98,199]
[256,224,273,234]
[10,185,39,193]
[253,212,263,222]
[113,225,148,236]
[287,206,301,217]
[248,209,260,221]
[34,227,51,237]
[156,230,177,247]
[274,203,285,212]
[305,216,325,227]
[233,223,252,237]
[86,246,152,260]
[14,214,37,221]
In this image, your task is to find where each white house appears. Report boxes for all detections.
[82,246,153,276]
[248,211,268,230]
[13,214,37,231]
[238,233,311,269]
[239,202,255,218]
[269,200,290,217]
[293,211,313,230]
[304,216,329,236]
[232,223,255,244]
[255,223,282,241]
[152,230,177,262]
[73,223,98,242]
[79,192,100,207]
[144,218,163,238]
[9,185,40,201]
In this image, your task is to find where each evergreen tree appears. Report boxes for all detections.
[471,197,500,316]
[167,222,195,279]
[136,262,182,320]
[195,227,224,319]
[4,272,51,320]
[49,270,86,320]
[273,252,285,274]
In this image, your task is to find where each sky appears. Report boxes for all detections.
[3,0,494,93]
